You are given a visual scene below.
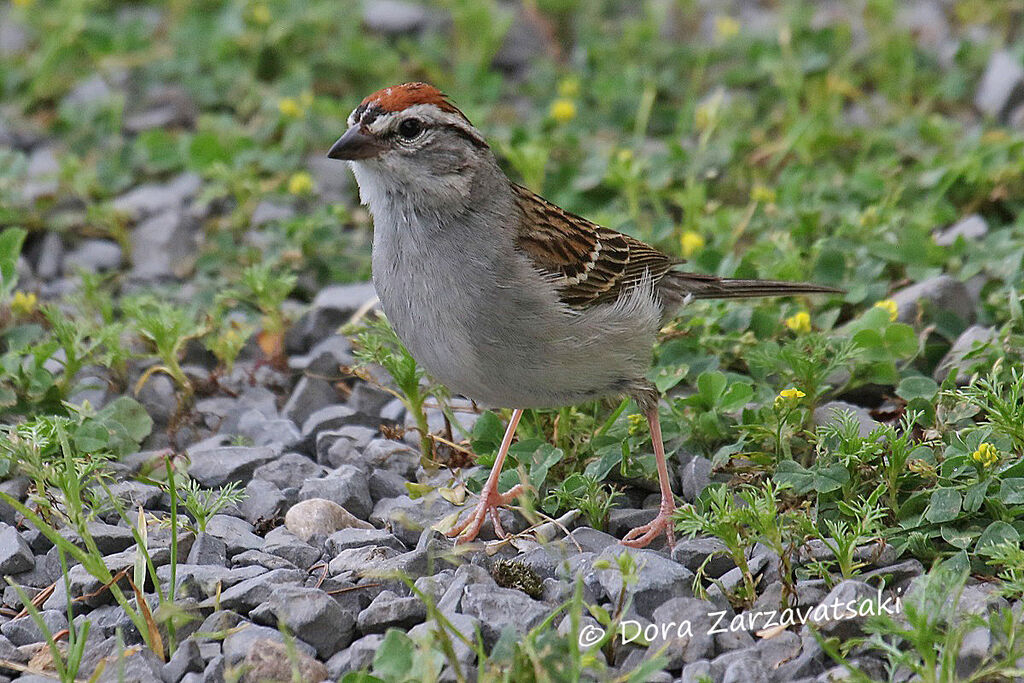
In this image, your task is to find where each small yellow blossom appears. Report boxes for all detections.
[972,442,999,469]
[680,231,705,258]
[12,0,33,7]
[751,184,776,204]
[557,77,580,98]
[714,15,740,42]
[775,388,806,409]
[251,4,271,25]
[982,130,1009,144]
[694,89,724,133]
[627,413,646,436]
[778,25,792,48]
[616,149,634,164]
[873,299,899,322]
[11,291,37,316]
[278,97,303,118]
[549,98,576,124]
[826,73,859,99]
[784,311,811,334]
[859,205,879,227]
[695,104,712,132]
[287,171,314,195]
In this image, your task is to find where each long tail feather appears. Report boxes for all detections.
[664,272,843,300]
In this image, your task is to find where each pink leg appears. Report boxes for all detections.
[446,409,525,544]
[621,406,676,549]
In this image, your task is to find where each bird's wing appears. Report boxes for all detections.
[511,183,677,309]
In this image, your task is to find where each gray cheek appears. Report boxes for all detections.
[415,146,472,175]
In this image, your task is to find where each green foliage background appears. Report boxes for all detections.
[3,0,1024,679]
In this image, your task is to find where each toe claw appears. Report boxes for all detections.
[445,515,471,538]
[447,485,523,544]
[490,506,507,538]
[620,506,675,549]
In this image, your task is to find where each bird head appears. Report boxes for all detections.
[328,83,493,209]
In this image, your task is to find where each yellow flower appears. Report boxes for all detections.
[774,388,806,409]
[873,299,899,322]
[778,25,792,48]
[982,130,1009,144]
[972,442,999,469]
[694,90,724,133]
[784,311,811,334]
[627,413,646,436]
[557,77,580,98]
[774,387,805,409]
[680,231,705,258]
[714,15,740,42]
[12,0,33,7]
[278,97,303,118]
[251,4,270,25]
[549,98,576,124]
[826,73,859,99]
[859,205,879,227]
[287,171,314,195]
[751,184,776,204]
[11,291,37,316]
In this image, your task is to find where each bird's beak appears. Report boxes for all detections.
[327,127,383,161]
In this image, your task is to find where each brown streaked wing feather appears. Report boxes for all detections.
[512,184,678,309]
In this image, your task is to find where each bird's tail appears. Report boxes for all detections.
[663,271,843,301]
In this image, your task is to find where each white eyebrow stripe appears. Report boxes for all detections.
[364,109,399,134]
[363,103,486,145]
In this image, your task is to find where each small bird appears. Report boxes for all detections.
[328,83,839,548]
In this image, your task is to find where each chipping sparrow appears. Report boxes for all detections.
[327,82,839,548]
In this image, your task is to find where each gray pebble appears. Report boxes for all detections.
[0,525,34,575]
[357,588,428,633]
[595,545,694,620]
[253,452,324,490]
[185,446,277,488]
[186,532,228,566]
[0,609,67,646]
[299,464,372,520]
[975,50,1024,120]
[889,274,976,325]
[934,214,988,247]
[282,376,338,427]
[250,585,356,658]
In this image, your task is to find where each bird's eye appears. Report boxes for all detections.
[397,118,424,139]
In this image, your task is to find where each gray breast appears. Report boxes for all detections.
[363,170,662,408]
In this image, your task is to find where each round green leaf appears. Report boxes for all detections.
[896,376,939,402]
[373,630,415,679]
[885,324,919,357]
[925,488,962,524]
[975,521,1020,553]
[940,525,977,549]
[997,478,1024,505]
[74,421,110,453]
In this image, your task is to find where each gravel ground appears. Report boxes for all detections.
[2,0,1024,681]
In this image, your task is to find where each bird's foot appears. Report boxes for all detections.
[620,500,676,549]
[446,483,525,544]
